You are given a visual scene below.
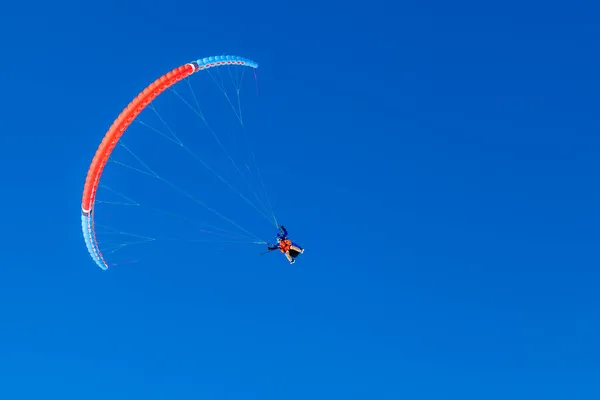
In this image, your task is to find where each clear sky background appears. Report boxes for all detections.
[1,0,599,399]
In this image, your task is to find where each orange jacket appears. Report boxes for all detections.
[279,239,292,253]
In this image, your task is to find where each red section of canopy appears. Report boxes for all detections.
[82,63,195,213]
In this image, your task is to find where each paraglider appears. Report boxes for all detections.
[267,226,304,264]
[80,54,304,270]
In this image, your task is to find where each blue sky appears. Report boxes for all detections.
[1,0,599,398]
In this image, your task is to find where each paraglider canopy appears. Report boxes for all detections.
[80,55,283,270]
